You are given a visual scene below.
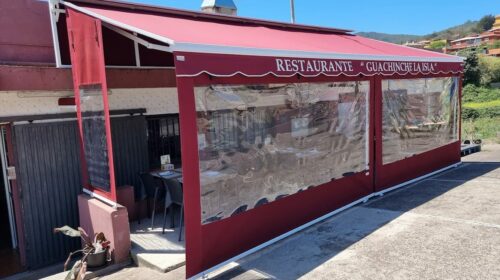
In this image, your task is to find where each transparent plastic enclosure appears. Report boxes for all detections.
[195,82,370,224]
[79,84,111,191]
[382,77,459,165]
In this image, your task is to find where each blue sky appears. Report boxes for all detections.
[131,0,499,35]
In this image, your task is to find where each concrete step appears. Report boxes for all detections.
[130,214,186,273]
[130,243,185,273]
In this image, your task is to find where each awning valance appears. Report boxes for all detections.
[63,1,463,77]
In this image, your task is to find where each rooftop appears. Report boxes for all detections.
[201,0,237,9]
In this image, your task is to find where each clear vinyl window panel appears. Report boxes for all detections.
[80,84,111,191]
[195,82,370,224]
[382,77,459,165]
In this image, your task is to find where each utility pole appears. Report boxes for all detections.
[290,0,295,23]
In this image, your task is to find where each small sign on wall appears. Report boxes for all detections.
[161,154,171,165]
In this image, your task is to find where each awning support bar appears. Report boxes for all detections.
[49,0,63,67]
[103,23,172,53]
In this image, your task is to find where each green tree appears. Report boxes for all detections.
[479,56,500,86]
[463,52,481,86]
[428,40,446,50]
[462,84,500,102]
[477,15,495,32]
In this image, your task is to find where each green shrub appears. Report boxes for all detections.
[462,84,500,103]
[476,106,500,118]
[463,100,500,109]
[463,52,481,86]
[461,117,500,142]
[462,107,480,120]
[428,40,446,50]
[478,56,500,86]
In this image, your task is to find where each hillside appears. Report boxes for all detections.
[356,19,481,44]
[355,32,422,44]
[424,20,479,40]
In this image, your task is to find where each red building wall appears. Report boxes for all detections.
[0,0,55,65]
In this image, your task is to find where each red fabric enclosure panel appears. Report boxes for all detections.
[176,72,375,278]
[375,141,461,190]
[200,173,372,272]
[66,10,103,86]
[66,8,117,201]
[373,73,462,191]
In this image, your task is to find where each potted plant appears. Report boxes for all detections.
[54,226,111,280]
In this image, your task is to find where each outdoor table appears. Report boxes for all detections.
[151,170,183,181]
[152,170,183,184]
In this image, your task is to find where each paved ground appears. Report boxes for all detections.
[130,214,185,273]
[98,145,500,280]
[94,266,184,280]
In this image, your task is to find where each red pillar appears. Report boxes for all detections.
[175,76,203,278]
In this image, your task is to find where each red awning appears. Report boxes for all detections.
[63,1,463,77]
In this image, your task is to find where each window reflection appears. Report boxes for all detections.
[195,82,370,224]
[382,77,459,164]
[80,84,111,191]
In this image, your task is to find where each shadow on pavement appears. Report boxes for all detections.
[213,159,500,280]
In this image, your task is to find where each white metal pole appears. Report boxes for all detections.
[49,0,63,67]
[290,0,295,23]
[0,128,17,249]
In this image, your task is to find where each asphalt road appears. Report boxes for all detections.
[214,144,500,280]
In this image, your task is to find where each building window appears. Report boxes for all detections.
[381,77,459,165]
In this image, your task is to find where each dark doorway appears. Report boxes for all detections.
[147,114,182,168]
[0,126,22,278]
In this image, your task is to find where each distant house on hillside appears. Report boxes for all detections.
[444,15,500,56]
[403,40,430,49]
[492,15,500,30]
[446,35,482,52]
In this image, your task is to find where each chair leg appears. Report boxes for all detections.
[162,203,169,234]
[178,205,184,242]
[151,187,159,230]
[171,205,175,228]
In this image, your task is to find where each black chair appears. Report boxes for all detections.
[162,178,184,241]
[139,173,169,231]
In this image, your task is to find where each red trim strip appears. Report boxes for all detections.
[174,52,463,78]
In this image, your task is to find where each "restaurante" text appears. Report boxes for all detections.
[276,58,354,73]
